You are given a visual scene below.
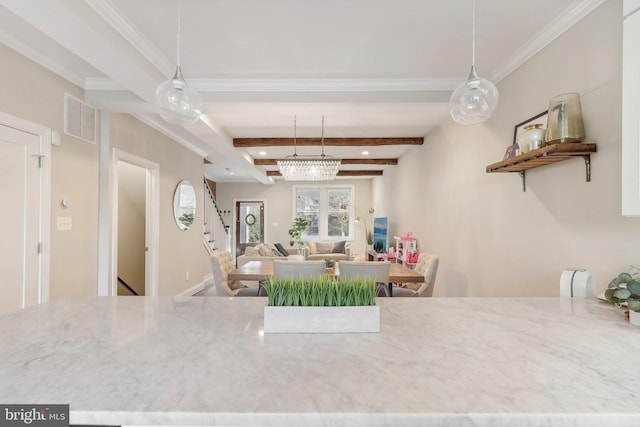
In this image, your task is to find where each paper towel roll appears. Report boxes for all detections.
[560,269,595,298]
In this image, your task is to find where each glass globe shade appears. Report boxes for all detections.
[155,66,202,125]
[449,66,499,125]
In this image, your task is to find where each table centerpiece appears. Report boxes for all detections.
[262,276,379,333]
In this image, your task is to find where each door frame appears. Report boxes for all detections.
[111,148,159,296]
[0,111,51,305]
[233,198,267,258]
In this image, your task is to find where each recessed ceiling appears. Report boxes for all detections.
[0,0,606,182]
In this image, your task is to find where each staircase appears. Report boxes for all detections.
[203,178,230,255]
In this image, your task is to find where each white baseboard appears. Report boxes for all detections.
[176,274,214,296]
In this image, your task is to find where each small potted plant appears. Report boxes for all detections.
[262,276,379,333]
[604,265,640,326]
[324,258,335,269]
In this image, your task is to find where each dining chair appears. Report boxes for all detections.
[393,253,439,297]
[337,261,391,297]
[272,260,326,280]
[210,251,259,296]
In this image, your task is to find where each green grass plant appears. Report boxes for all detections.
[264,276,376,307]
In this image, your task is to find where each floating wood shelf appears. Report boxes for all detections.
[486,143,597,192]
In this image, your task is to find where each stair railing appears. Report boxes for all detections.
[203,178,230,254]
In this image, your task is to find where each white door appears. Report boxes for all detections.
[0,124,42,314]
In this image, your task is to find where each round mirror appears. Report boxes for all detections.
[173,180,196,231]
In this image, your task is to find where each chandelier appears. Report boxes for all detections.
[276,116,341,181]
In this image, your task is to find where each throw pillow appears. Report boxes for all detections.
[264,242,283,257]
[332,240,346,254]
[244,246,260,256]
[258,244,272,256]
[316,242,334,253]
[306,241,317,254]
[274,243,289,256]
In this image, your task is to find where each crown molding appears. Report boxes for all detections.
[86,76,461,93]
[490,0,608,83]
[0,28,87,87]
[84,0,173,76]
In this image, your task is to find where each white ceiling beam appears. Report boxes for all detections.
[1,0,163,101]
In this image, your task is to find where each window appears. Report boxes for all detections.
[294,185,354,240]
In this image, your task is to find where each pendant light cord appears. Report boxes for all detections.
[293,116,298,157]
[321,116,326,158]
[177,0,182,67]
[471,0,476,69]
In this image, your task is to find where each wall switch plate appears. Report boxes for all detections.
[57,217,72,231]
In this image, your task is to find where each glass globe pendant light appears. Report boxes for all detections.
[155,0,202,125]
[449,0,499,125]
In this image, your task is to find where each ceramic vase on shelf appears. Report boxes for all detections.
[518,124,546,152]
[545,92,585,145]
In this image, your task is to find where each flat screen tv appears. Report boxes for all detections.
[373,217,388,253]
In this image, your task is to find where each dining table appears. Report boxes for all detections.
[228,260,425,296]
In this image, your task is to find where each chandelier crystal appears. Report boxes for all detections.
[277,158,341,181]
[277,116,341,181]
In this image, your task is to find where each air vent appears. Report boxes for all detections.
[64,93,97,144]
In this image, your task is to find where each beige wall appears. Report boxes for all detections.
[216,179,373,255]
[374,0,637,297]
[0,43,99,298]
[110,114,211,295]
[0,43,211,298]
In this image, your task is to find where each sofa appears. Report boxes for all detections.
[236,242,296,267]
[235,241,352,267]
[304,241,352,261]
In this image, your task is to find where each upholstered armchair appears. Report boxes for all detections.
[393,253,439,297]
[210,251,258,296]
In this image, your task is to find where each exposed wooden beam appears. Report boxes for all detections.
[267,170,383,177]
[254,158,398,166]
[336,170,383,176]
[234,137,423,147]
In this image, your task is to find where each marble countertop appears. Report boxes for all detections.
[1,296,639,426]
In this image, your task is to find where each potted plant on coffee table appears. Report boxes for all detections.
[324,258,335,269]
[604,265,640,326]
[262,276,379,333]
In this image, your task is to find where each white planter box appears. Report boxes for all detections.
[264,305,380,333]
